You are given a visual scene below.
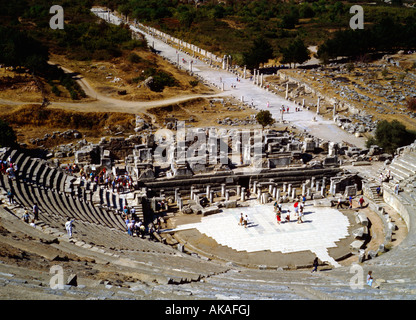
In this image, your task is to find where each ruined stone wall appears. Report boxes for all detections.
[140,166,341,195]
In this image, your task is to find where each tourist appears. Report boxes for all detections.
[367,271,374,287]
[285,209,291,223]
[127,220,134,236]
[376,186,381,196]
[294,201,299,216]
[7,190,14,204]
[337,197,343,209]
[276,210,281,225]
[29,219,36,228]
[134,220,141,236]
[394,183,399,195]
[243,215,248,228]
[65,217,75,238]
[239,213,244,226]
[33,203,39,220]
[139,223,146,238]
[348,196,353,209]
[311,257,319,273]
[22,210,30,224]
[359,196,365,208]
[298,206,304,224]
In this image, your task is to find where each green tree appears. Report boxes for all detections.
[0,25,49,73]
[243,37,274,71]
[367,120,416,154]
[280,38,310,68]
[256,110,275,129]
[0,119,17,148]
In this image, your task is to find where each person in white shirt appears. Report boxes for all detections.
[65,218,75,237]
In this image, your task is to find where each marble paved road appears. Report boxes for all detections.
[92,8,366,149]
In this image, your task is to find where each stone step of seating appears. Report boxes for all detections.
[3,198,416,299]
[394,157,416,174]
[26,159,39,183]
[388,166,407,182]
[36,162,48,186]
[390,161,414,179]
[19,156,32,181]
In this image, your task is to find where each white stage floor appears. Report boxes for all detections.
[173,202,350,267]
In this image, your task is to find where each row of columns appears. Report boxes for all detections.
[173,176,334,211]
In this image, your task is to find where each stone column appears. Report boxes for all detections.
[237,185,241,197]
[330,180,335,196]
[241,187,246,202]
[174,188,179,203]
[190,186,195,200]
[262,192,268,204]
[287,184,292,196]
[272,186,277,199]
[283,182,287,193]
[321,185,325,197]
[225,190,230,201]
[209,190,214,203]
[253,181,257,194]
[316,97,320,115]
[206,185,211,198]
[178,197,183,211]
[302,183,306,196]
[292,188,296,200]
[285,83,289,99]
[316,181,320,192]
[276,189,281,201]
[221,184,226,197]
[311,177,315,190]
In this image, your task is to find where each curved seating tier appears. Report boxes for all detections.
[0,148,127,232]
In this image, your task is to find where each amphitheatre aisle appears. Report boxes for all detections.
[92,8,366,149]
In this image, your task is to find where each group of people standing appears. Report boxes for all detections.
[1,157,18,180]
[274,196,306,225]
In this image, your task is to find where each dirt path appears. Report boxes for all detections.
[0,61,227,124]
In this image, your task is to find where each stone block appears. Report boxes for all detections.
[350,240,365,253]
[201,206,220,216]
[313,199,332,207]
[223,200,237,208]
[354,212,368,226]
[190,204,203,214]
[352,226,368,239]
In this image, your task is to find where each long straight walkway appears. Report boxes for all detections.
[91,8,366,148]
